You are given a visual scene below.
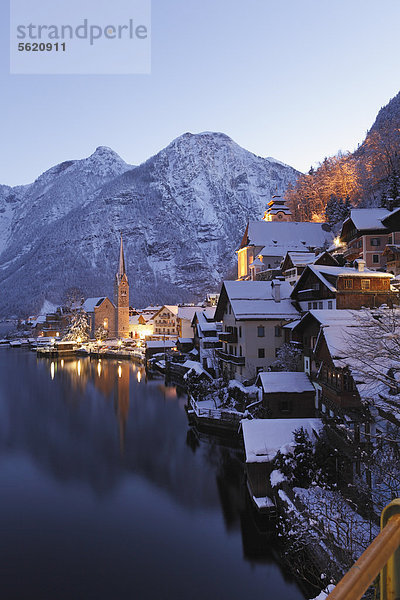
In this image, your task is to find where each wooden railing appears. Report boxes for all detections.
[327,499,400,600]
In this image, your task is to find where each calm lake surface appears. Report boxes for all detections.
[0,349,305,600]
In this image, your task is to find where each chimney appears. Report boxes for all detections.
[273,281,281,303]
[355,259,366,272]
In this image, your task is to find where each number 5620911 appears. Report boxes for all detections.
[18,42,66,51]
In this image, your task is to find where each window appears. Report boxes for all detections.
[318,302,323,309]
[328,301,333,309]
[308,302,312,310]
[279,400,292,414]
[257,326,265,337]
[344,279,353,289]
[274,326,282,337]
[239,346,242,356]
[239,326,242,338]
[313,302,318,309]
[373,254,379,264]
[311,283,320,290]
[258,348,265,358]
[371,238,381,246]
[361,279,370,290]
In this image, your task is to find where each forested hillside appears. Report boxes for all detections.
[286,92,400,224]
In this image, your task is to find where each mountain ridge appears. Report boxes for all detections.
[0,131,300,316]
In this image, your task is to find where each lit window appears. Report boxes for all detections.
[361,279,370,290]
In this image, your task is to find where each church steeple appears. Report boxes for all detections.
[117,233,126,282]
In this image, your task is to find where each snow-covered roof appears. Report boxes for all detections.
[163,305,179,315]
[345,208,390,231]
[177,306,204,321]
[146,340,177,348]
[32,314,47,326]
[256,371,315,394]
[143,305,162,313]
[307,309,358,326]
[284,251,316,267]
[129,315,140,325]
[241,418,323,463]
[245,221,333,250]
[178,338,193,344]
[82,297,107,312]
[221,280,299,320]
[293,265,393,296]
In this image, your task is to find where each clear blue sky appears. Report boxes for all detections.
[1,0,400,186]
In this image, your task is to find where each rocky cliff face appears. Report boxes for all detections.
[0,132,300,316]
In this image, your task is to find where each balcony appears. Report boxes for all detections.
[343,245,361,260]
[216,349,245,365]
[219,330,238,344]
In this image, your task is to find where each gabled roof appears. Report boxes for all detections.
[342,209,390,233]
[215,280,299,320]
[82,297,108,313]
[241,221,333,251]
[177,306,204,321]
[241,418,323,463]
[291,264,393,298]
[256,371,315,394]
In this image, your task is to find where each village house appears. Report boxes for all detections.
[281,250,339,286]
[152,305,204,339]
[237,220,333,280]
[214,280,299,382]
[192,308,222,374]
[381,207,400,275]
[129,312,155,340]
[255,371,316,418]
[241,418,322,511]
[339,208,394,270]
[290,261,396,311]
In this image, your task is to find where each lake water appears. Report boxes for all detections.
[0,349,306,600]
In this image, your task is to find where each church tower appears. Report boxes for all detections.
[263,195,292,222]
[114,234,130,339]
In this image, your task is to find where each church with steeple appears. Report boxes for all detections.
[81,234,130,340]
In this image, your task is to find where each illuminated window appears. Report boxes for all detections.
[361,279,370,290]
[344,279,353,289]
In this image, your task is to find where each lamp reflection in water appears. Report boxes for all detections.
[77,360,81,377]
[97,361,102,377]
[118,365,122,378]
[137,370,142,383]
[61,359,64,368]
[50,362,55,380]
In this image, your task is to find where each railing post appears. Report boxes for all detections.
[381,498,400,600]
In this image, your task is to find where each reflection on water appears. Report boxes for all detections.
[0,350,305,600]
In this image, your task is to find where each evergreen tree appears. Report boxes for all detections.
[387,168,400,210]
[63,311,90,342]
[292,427,314,486]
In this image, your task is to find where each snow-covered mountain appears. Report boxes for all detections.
[0,132,300,316]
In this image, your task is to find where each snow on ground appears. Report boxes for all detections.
[310,584,335,600]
